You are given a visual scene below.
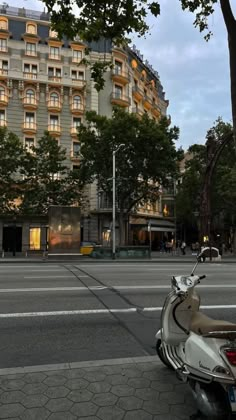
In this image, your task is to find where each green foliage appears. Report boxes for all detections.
[20,132,81,215]
[0,128,24,214]
[77,108,181,215]
[180,0,218,40]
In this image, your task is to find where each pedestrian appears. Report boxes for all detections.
[181,241,186,255]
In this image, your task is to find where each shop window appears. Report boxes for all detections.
[29,228,41,250]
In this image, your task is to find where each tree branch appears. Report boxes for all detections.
[220,0,236,33]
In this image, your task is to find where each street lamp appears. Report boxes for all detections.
[112,144,125,260]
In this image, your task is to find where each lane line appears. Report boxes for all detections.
[0,284,235,293]
[23,276,75,279]
[0,305,235,318]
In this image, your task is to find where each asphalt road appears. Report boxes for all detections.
[0,261,235,368]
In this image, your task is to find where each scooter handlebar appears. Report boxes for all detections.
[199,275,206,280]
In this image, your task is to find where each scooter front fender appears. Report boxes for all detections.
[155,329,162,340]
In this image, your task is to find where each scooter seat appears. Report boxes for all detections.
[190,312,236,336]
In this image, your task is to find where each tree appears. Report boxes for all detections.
[0,127,24,215]
[19,132,82,215]
[42,0,236,136]
[177,119,236,247]
[77,108,182,244]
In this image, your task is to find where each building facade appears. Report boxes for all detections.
[0,4,175,254]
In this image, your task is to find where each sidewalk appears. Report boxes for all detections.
[0,356,198,420]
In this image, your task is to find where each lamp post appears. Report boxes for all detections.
[112,144,125,260]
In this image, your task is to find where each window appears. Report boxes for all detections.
[49,92,59,105]
[25,112,35,129]
[0,85,5,100]
[29,228,41,250]
[72,142,80,156]
[48,67,61,79]
[1,60,8,70]
[25,137,35,152]
[0,38,7,52]
[114,85,122,99]
[26,23,37,35]
[0,18,8,30]
[114,60,122,75]
[73,95,81,110]
[73,117,81,128]
[25,42,37,56]
[71,70,84,80]
[0,109,6,126]
[25,89,36,105]
[72,49,82,62]
[23,63,37,79]
[49,46,60,59]
[73,165,79,172]
[49,115,59,128]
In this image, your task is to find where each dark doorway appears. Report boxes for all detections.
[2,226,22,254]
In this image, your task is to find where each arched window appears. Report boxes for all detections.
[26,23,37,35]
[0,85,5,100]
[25,89,35,104]
[73,95,81,110]
[50,92,59,105]
[0,18,8,30]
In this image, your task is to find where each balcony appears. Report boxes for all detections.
[22,121,37,134]
[0,46,7,53]
[151,104,161,118]
[23,96,37,109]
[132,86,143,101]
[0,69,8,79]
[25,50,38,58]
[132,106,143,118]
[70,150,80,161]
[47,99,62,112]
[111,69,129,85]
[48,53,61,61]
[48,75,62,85]
[23,72,37,81]
[0,94,8,106]
[0,119,7,127]
[70,126,80,137]
[110,92,130,108]
[71,79,86,89]
[142,94,152,110]
[70,102,84,115]
[48,124,61,136]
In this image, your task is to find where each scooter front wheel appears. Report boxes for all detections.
[156,339,173,370]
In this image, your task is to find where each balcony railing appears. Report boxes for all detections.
[47,99,62,111]
[71,102,84,113]
[70,150,80,160]
[23,121,37,132]
[112,68,129,84]
[49,53,61,60]
[23,96,37,107]
[0,94,8,105]
[70,126,80,136]
[111,92,130,106]
[48,124,61,134]
[25,50,37,57]
[0,118,7,127]
[71,79,86,88]
[23,72,37,80]
[48,75,62,83]
[0,68,8,77]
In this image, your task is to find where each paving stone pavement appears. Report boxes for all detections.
[0,356,198,419]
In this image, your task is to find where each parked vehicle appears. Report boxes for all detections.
[155,247,236,419]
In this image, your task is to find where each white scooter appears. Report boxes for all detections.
[155,247,236,419]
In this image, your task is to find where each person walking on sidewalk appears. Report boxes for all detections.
[181,241,186,255]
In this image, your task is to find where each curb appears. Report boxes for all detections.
[0,355,160,376]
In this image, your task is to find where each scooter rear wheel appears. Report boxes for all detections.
[156,339,173,369]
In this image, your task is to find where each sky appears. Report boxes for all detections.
[11,0,232,150]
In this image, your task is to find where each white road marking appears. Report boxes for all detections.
[0,305,235,318]
[0,284,235,293]
[23,276,75,279]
